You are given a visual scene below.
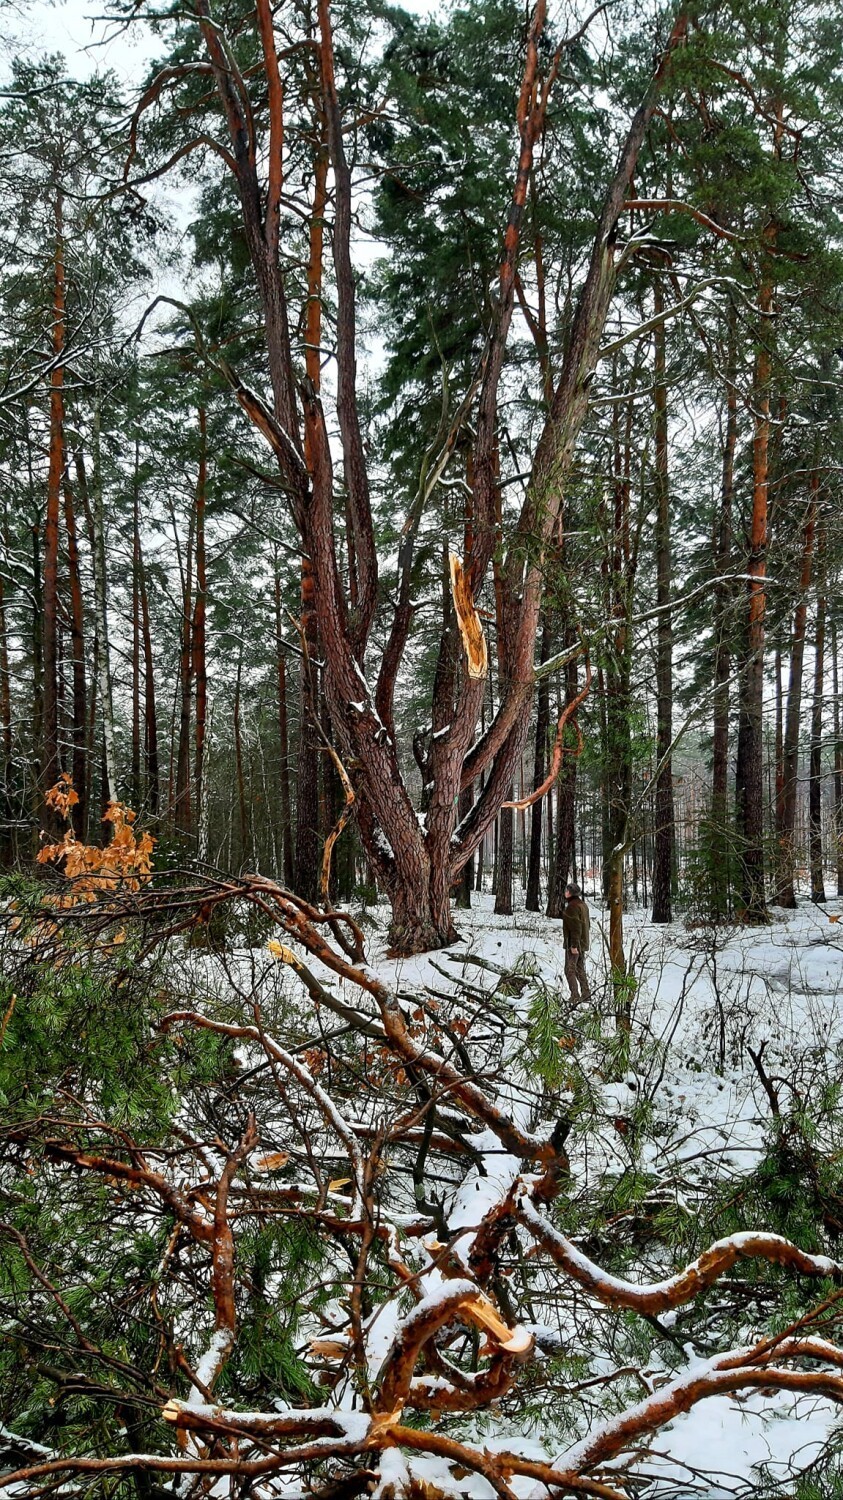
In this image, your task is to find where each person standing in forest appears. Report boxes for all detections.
[563,883,591,1004]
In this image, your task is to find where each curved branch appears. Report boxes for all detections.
[503,657,591,810]
[518,1194,843,1314]
[623,198,742,242]
[377,1279,531,1414]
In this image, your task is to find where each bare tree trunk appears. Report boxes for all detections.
[547,650,579,918]
[294,116,329,902]
[131,441,142,811]
[810,527,826,902]
[174,434,199,835]
[774,646,784,870]
[0,554,11,865]
[233,644,249,864]
[42,198,65,820]
[651,281,674,923]
[76,398,117,808]
[62,475,87,839]
[775,478,817,906]
[295,556,321,900]
[455,783,474,910]
[193,409,208,841]
[833,616,843,898]
[525,615,551,911]
[494,802,514,915]
[709,311,737,918]
[274,564,294,888]
[138,532,159,817]
[735,271,773,923]
[0,571,10,762]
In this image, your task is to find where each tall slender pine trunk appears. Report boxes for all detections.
[810,525,826,901]
[137,532,159,817]
[525,614,552,910]
[547,648,579,917]
[295,124,329,901]
[274,564,294,887]
[735,272,773,922]
[62,475,87,839]
[42,197,66,822]
[131,441,142,811]
[193,409,208,839]
[775,478,817,905]
[832,617,843,897]
[709,311,737,917]
[651,282,674,923]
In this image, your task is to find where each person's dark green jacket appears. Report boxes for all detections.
[563,896,590,952]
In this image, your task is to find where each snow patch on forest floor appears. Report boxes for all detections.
[364,892,843,1496]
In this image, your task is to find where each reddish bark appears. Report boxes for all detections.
[525,615,552,910]
[651,280,674,923]
[709,310,738,916]
[833,617,843,897]
[131,442,142,809]
[192,408,208,835]
[810,522,826,902]
[775,477,817,906]
[138,532,159,816]
[233,645,249,861]
[735,267,773,922]
[274,565,294,887]
[42,197,66,820]
[546,650,580,918]
[62,476,87,839]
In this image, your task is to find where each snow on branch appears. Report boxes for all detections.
[517,1191,843,1313]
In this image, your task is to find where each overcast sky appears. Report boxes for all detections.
[5,0,436,88]
[3,0,162,83]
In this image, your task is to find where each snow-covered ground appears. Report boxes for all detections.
[360,891,843,1497]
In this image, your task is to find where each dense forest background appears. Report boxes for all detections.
[1,0,842,950]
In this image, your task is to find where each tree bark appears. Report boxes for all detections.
[546,649,579,918]
[137,531,159,817]
[525,615,552,911]
[810,526,826,902]
[294,108,328,903]
[233,644,249,864]
[494,804,514,916]
[131,440,142,811]
[294,555,321,901]
[42,197,65,821]
[0,558,10,864]
[274,564,295,888]
[734,269,773,923]
[833,616,843,898]
[76,403,117,809]
[62,475,87,839]
[455,783,474,909]
[775,477,817,906]
[193,408,208,841]
[709,308,737,919]
[0,570,10,762]
[651,281,674,923]
[174,434,200,835]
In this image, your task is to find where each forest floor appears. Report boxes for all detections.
[350,888,843,1497]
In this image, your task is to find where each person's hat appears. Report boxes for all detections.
[565,882,581,898]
